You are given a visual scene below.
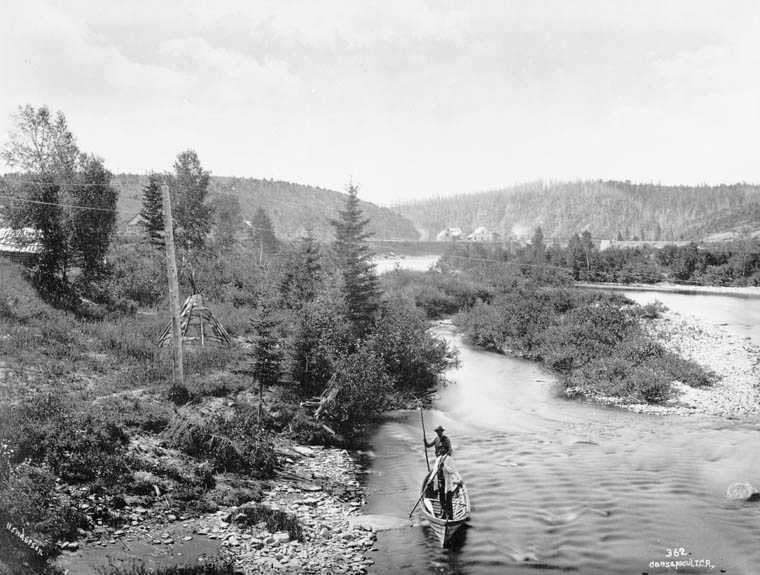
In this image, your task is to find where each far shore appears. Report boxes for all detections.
[577,281,760,298]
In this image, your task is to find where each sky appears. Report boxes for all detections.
[1,0,759,206]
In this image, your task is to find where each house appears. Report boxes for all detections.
[436,227,463,241]
[124,213,147,235]
[465,226,500,242]
[0,227,42,266]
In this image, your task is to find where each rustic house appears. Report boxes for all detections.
[0,227,42,266]
[124,213,147,235]
[436,227,463,241]
[465,226,500,242]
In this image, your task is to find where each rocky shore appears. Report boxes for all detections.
[217,445,380,574]
[616,308,760,417]
[55,445,388,575]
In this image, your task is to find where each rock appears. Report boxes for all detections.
[347,514,410,532]
[727,482,756,500]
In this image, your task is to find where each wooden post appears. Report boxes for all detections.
[162,183,184,388]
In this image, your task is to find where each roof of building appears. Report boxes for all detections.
[0,228,42,254]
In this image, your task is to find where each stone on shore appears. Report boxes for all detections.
[347,514,411,532]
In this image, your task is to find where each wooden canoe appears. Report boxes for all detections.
[419,466,470,547]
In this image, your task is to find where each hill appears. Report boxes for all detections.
[113,174,420,241]
[393,180,760,242]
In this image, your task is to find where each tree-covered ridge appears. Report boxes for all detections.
[394,180,760,242]
[112,174,420,241]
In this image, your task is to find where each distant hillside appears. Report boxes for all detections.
[113,174,420,241]
[394,181,760,242]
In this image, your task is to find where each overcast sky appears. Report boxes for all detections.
[2,1,759,206]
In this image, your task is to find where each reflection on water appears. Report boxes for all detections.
[364,325,760,575]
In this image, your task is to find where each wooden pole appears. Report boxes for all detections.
[162,183,184,388]
[420,408,430,472]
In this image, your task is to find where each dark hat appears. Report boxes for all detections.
[434,425,445,432]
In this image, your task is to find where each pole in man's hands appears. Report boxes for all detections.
[420,407,430,472]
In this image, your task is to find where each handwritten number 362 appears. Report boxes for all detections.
[666,548,688,557]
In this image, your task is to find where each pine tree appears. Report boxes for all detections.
[248,299,283,425]
[140,173,165,247]
[280,230,321,309]
[330,182,380,341]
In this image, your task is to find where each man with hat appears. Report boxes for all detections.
[426,425,452,457]
[425,425,455,518]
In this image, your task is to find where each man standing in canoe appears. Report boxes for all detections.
[426,425,452,458]
[425,426,455,519]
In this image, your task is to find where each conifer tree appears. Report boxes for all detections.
[280,230,321,309]
[140,173,165,247]
[248,298,283,425]
[330,182,380,340]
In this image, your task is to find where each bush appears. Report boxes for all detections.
[234,503,303,542]
[367,296,453,394]
[0,464,88,557]
[0,398,131,487]
[320,347,394,440]
[288,410,339,446]
[97,562,238,575]
[164,410,279,478]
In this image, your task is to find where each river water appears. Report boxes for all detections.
[363,281,760,574]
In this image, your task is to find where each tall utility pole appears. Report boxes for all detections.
[162,183,184,388]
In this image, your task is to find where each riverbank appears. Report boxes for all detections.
[591,307,760,418]
[55,444,379,575]
[577,281,760,298]
[56,446,376,575]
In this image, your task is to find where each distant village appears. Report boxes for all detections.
[433,226,692,251]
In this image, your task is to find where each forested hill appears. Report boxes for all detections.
[394,181,760,241]
[113,174,420,241]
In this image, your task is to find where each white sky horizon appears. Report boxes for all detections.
[2,1,759,207]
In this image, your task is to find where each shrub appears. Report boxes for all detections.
[367,296,453,394]
[1,399,131,487]
[96,561,238,575]
[0,464,88,557]
[234,503,303,542]
[320,347,394,440]
[164,410,278,478]
[288,410,339,446]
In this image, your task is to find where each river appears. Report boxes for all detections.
[364,274,760,574]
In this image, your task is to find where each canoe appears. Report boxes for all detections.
[419,464,471,547]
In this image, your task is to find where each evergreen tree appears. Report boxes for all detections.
[330,182,380,340]
[280,230,321,309]
[140,173,165,247]
[248,298,284,425]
